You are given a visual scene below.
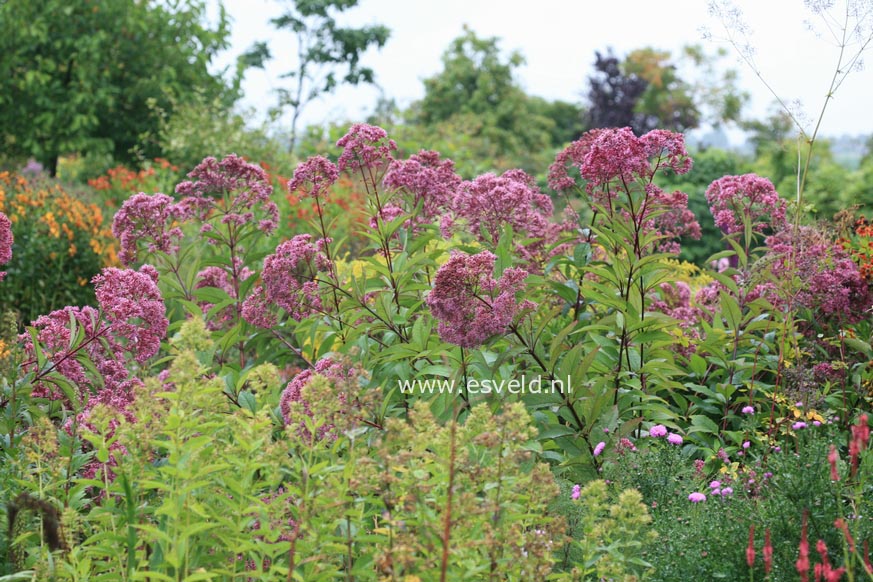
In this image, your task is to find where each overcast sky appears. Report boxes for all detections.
[213,0,873,138]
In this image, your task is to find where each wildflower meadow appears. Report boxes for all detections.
[3,1,873,581]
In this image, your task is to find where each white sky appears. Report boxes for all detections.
[213,0,873,138]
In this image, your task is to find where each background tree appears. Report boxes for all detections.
[408,27,580,173]
[585,49,650,133]
[585,46,746,135]
[0,0,234,176]
[244,0,390,154]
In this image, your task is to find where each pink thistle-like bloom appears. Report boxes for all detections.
[742,405,755,414]
[112,193,189,265]
[553,128,697,256]
[382,150,461,229]
[710,481,721,489]
[571,484,582,500]
[688,492,706,503]
[0,212,12,280]
[721,487,734,496]
[793,421,808,430]
[288,155,339,200]
[705,174,787,235]
[259,234,331,321]
[742,440,751,449]
[336,123,397,173]
[667,433,683,445]
[93,265,168,362]
[426,251,532,348]
[593,441,606,457]
[644,186,701,253]
[580,127,652,188]
[176,154,279,235]
[649,424,668,438]
[650,281,704,354]
[640,129,694,174]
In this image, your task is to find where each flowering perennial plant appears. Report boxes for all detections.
[335,123,397,173]
[112,193,190,265]
[705,173,787,235]
[426,251,532,348]
[245,234,332,324]
[175,154,279,234]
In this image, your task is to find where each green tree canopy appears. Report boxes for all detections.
[0,0,235,175]
[410,27,580,173]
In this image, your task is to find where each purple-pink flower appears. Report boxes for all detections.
[710,481,721,489]
[667,433,684,445]
[194,264,254,330]
[649,424,668,438]
[705,174,786,235]
[112,193,189,266]
[336,123,397,173]
[793,421,808,430]
[279,357,356,440]
[93,265,168,363]
[742,405,755,415]
[593,441,606,457]
[426,252,533,348]
[288,156,339,200]
[446,169,566,268]
[175,154,278,235]
[688,492,707,503]
[382,150,461,230]
[0,212,12,281]
[255,234,332,322]
[571,484,582,500]
[761,225,872,321]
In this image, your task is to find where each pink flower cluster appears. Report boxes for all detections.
[649,424,683,445]
[381,149,462,230]
[93,265,168,363]
[175,154,279,234]
[336,123,397,173]
[426,252,533,348]
[288,155,339,200]
[112,193,191,265]
[644,187,702,253]
[549,128,698,254]
[0,212,12,281]
[25,265,166,409]
[761,226,872,320]
[243,234,332,325]
[444,169,570,267]
[550,127,692,195]
[705,174,787,235]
